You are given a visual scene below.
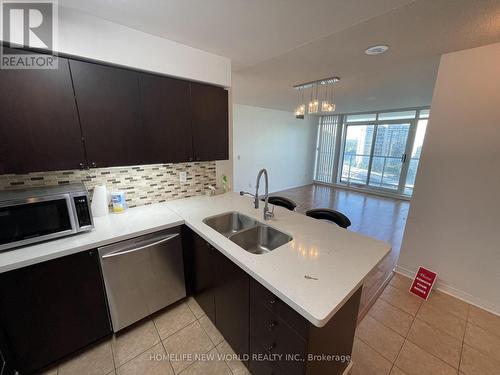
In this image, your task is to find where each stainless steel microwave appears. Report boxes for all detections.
[0,183,94,251]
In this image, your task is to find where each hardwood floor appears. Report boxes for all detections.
[271,183,410,320]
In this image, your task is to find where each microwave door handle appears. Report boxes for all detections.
[102,233,179,259]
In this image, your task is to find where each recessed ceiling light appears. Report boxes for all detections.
[365,45,390,55]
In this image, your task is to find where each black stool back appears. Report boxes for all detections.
[306,208,351,229]
[261,196,297,211]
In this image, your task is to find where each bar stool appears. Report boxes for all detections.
[261,196,297,211]
[305,208,351,229]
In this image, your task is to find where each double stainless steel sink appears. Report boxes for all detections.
[202,212,292,254]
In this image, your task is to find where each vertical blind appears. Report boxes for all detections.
[314,115,339,183]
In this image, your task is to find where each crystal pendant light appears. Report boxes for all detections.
[294,87,305,119]
[308,84,319,114]
[322,82,336,112]
[321,82,331,112]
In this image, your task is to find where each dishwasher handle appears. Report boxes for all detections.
[102,233,180,259]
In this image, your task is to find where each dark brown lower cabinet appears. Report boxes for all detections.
[249,279,361,375]
[183,227,361,375]
[213,250,250,362]
[0,250,111,374]
[184,228,216,322]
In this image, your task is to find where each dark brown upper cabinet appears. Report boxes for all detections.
[70,60,148,168]
[190,82,229,161]
[0,48,85,174]
[140,74,193,163]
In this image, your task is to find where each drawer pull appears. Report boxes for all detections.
[268,320,278,331]
[267,343,276,353]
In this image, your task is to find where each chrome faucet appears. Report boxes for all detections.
[239,169,274,220]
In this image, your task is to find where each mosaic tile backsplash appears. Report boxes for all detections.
[0,162,216,208]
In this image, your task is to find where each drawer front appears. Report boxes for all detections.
[251,279,309,339]
[250,301,307,375]
[249,339,288,375]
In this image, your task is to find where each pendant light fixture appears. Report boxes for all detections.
[321,82,331,112]
[308,84,319,114]
[294,87,305,119]
[293,76,339,116]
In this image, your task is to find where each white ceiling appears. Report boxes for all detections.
[61,0,500,113]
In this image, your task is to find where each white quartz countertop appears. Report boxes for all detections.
[164,192,391,327]
[0,203,184,273]
[0,192,390,327]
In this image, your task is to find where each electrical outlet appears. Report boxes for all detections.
[179,171,187,183]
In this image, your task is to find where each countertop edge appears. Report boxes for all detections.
[0,219,185,273]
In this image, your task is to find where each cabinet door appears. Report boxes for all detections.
[191,233,216,322]
[0,250,111,374]
[0,49,85,173]
[70,60,147,168]
[190,82,228,161]
[214,250,250,360]
[140,74,193,163]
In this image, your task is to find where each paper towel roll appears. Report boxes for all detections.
[91,185,110,217]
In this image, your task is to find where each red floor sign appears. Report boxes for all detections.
[409,267,437,300]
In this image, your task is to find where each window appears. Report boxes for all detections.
[314,115,339,183]
[314,108,429,197]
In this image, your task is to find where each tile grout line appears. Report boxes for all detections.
[151,317,177,375]
[388,298,423,374]
[460,319,500,366]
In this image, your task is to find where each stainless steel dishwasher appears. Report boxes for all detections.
[98,227,186,332]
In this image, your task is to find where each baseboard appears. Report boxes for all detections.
[394,265,500,317]
[342,361,353,375]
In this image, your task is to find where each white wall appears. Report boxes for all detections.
[58,7,231,87]
[233,104,317,193]
[1,6,231,87]
[397,42,500,314]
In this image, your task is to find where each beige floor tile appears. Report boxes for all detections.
[116,343,173,375]
[464,322,500,363]
[356,315,405,362]
[153,302,197,339]
[163,320,214,374]
[350,337,392,375]
[417,303,467,340]
[180,348,232,375]
[407,319,462,369]
[426,291,469,320]
[112,319,161,367]
[216,341,249,375]
[186,297,205,319]
[380,285,422,316]
[390,274,413,291]
[369,298,414,337]
[58,339,114,375]
[460,344,500,375]
[390,367,409,375]
[468,305,500,338]
[395,340,457,375]
[199,315,224,345]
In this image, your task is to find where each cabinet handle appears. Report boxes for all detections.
[268,320,278,331]
[269,298,277,305]
[79,162,85,169]
[102,234,179,259]
[91,162,97,168]
[267,343,276,353]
